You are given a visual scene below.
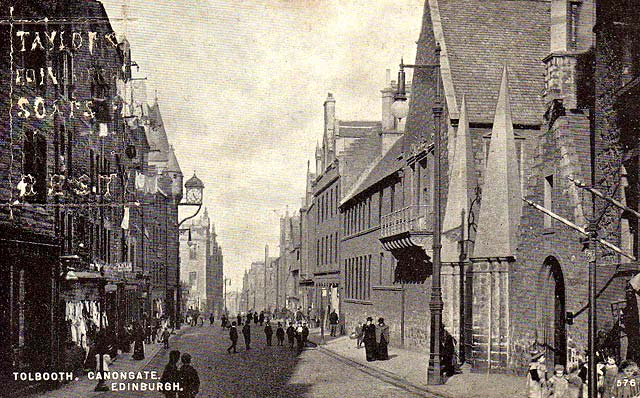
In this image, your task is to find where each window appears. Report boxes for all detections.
[22,130,47,203]
[189,245,197,260]
[189,272,197,287]
[378,189,383,224]
[569,1,580,50]
[544,174,554,228]
[390,184,395,212]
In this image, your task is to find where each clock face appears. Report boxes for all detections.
[187,188,202,204]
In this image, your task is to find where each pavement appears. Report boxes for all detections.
[308,330,529,398]
[30,328,186,398]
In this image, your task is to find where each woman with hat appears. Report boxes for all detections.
[363,317,377,362]
[376,318,390,360]
[527,346,548,398]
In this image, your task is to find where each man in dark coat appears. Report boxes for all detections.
[276,322,285,346]
[209,313,215,326]
[178,353,200,398]
[362,317,377,362]
[227,322,238,353]
[236,313,242,326]
[264,321,273,346]
[220,314,226,328]
[246,311,252,325]
[161,350,181,398]
[329,310,339,337]
[286,322,296,349]
[259,311,265,326]
[301,323,310,347]
[242,322,251,350]
[253,312,259,324]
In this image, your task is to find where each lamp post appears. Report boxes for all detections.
[224,278,231,316]
[176,172,206,330]
[391,44,444,385]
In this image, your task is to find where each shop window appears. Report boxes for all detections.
[22,130,47,203]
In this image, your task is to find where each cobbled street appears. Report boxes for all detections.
[102,325,422,398]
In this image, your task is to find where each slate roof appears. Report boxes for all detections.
[340,136,406,206]
[337,121,382,138]
[146,102,170,163]
[438,0,550,125]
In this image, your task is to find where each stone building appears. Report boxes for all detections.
[179,208,224,317]
[207,222,224,319]
[339,0,639,375]
[0,0,184,386]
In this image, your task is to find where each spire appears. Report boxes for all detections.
[442,96,476,262]
[472,66,522,259]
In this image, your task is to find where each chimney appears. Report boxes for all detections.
[381,69,395,132]
[324,93,336,164]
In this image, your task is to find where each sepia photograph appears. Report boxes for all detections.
[0,0,639,397]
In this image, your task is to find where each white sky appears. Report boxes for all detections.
[101,0,423,290]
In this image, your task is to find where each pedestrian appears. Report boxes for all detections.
[301,323,309,348]
[355,323,364,348]
[565,369,583,398]
[242,322,251,350]
[329,310,339,337]
[253,312,259,324]
[264,321,273,346]
[609,360,640,398]
[276,322,285,346]
[601,354,619,397]
[227,322,239,353]
[220,314,227,328]
[296,323,304,352]
[132,321,145,360]
[259,311,265,326]
[441,327,457,377]
[548,364,568,398]
[236,313,242,326]
[363,317,377,362]
[286,322,296,349]
[209,313,215,326]
[178,353,200,398]
[375,318,390,361]
[527,347,548,398]
[246,311,252,325]
[162,327,171,349]
[160,350,181,398]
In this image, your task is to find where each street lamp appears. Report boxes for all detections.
[391,44,444,385]
[176,172,206,330]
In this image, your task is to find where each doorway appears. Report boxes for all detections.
[538,256,567,366]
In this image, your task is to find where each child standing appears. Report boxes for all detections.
[548,364,569,398]
[608,360,640,398]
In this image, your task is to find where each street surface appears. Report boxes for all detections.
[102,324,423,398]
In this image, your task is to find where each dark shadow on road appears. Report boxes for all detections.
[144,325,314,398]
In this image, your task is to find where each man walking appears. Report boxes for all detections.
[227,322,238,353]
[276,322,285,346]
[242,322,251,350]
[264,321,273,346]
[259,311,265,326]
[286,322,296,349]
[178,353,200,398]
[329,310,339,337]
[301,323,309,347]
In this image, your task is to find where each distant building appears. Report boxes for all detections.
[179,208,223,317]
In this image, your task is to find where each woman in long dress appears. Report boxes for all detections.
[363,317,377,362]
[132,322,145,360]
[376,318,390,360]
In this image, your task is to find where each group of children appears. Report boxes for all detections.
[528,349,640,398]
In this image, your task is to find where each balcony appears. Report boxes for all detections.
[380,205,433,238]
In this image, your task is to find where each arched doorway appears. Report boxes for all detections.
[538,256,567,366]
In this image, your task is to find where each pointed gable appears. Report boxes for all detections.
[442,97,477,261]
[473,67,522,259]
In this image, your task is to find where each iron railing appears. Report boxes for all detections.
[380,204,433,238]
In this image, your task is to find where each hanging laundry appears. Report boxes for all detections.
[121,207,130,230]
